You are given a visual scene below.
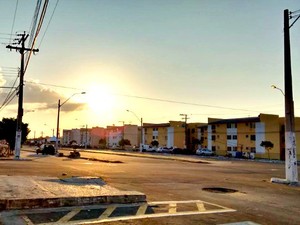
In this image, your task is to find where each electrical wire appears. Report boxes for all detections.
[24,0,49,74]
[9,0,19,44]
[27,0,42,49]
[0,70,19,111]
[38,0,60,48]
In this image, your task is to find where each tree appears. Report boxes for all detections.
[151,140,159,147]
[99,138,106,149]
[119,139,131,147]
[191,138,202,152]
[260,141,274,160]
[0,118,30,150]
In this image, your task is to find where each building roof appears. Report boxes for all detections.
[143,123,170,128]
[208,116,260,125]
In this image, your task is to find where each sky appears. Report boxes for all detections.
[0,0,299,139]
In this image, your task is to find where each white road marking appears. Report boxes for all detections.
[169,203,177,214]
[136,203,148,216]
[58,208,81,222]
[98,205,116,219]
[18,200,236,225]
[21,215,35,225]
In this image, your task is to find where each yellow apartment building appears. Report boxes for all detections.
[199,113,300,160]
[143,121,186,148]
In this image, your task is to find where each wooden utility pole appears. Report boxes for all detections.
[283,9,298,183]
[180,114,189,149]
[6,32,39,159]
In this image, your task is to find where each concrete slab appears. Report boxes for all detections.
[0,175,146,210]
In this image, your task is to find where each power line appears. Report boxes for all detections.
[9,0,19,44]
[24,0,48,74]
[38,0,60,48]
[25,80,83,90]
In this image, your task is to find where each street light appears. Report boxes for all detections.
[271,85,285,96]
[55,92,86,153]
[126,109,143,152]
[271,9,299,185]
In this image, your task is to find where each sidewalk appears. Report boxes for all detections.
[0,175,146,211]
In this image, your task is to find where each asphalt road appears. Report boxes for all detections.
[0,148,299,225]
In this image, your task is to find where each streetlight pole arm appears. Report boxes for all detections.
[126,110,140,122]
[60,92,86,107]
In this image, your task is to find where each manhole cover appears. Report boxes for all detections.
[202,187,238,193]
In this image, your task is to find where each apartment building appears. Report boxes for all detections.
[63,127,105,148]
[106,126,123,148]
[143,121,186,148]
[199,113,300,160]
[90,127,106,148]
[124,125,139,147]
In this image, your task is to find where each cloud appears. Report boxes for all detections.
[24,82,86,112]
[0,78,86,113]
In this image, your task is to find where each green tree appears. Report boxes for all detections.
[191,138,202,152]
[99,138,106,148]
[260,141,274,160]
[119,139,131,147]
[0,118,30,149]
[151,140,159,147]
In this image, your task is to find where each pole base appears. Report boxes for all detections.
[271,177,299,186]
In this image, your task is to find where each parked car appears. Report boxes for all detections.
[196,148,214,156]
[36,144,55,155]
[156,147,169,153]
[171,148,183,154]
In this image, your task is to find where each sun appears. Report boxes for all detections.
[86,84,115,113]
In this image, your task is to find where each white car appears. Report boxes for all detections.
[196,148,215,156]
[156,147,169,153]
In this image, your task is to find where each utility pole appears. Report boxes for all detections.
[119,121,125,149]
[283,9,298,183]
[6,32,39,159]
[85,124,88,150]
[180,114,189,149]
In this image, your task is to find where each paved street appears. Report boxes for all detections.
[0,148,299,225]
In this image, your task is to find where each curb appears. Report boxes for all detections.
[0,194,146,211]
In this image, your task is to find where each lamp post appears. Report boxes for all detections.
[271,85,285,96]
[271,9,299,184]
[55,92,86,153]
[126,110,143,152]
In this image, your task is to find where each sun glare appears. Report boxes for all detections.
[86,85,115,113]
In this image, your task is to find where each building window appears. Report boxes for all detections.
[227,135,231,140]
[227,146,231,151]
[211,135,216,141]
[212,146,216,151]
[250,147,256,153]
[250,123,256,129]
[250,135,256,141]
[191,128,195,133]
[153,128,158,131]
[233,147,238,151]
[246,135,249,138]
[227,123,237,128]
[233,135,237,140]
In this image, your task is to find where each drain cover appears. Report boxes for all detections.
[202,187,238,193]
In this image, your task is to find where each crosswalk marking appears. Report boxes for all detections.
[19,200,236,224]
[169,203,177,214]
[136,203,148,215]
[197,202,206,211]
[21,215,35,225]
[98,205,116,219]
[57,208,81,222]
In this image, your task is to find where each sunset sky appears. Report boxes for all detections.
[0,0,299,138]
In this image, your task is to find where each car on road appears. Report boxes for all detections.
[36,144,55,155]
[196,148,215,156]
